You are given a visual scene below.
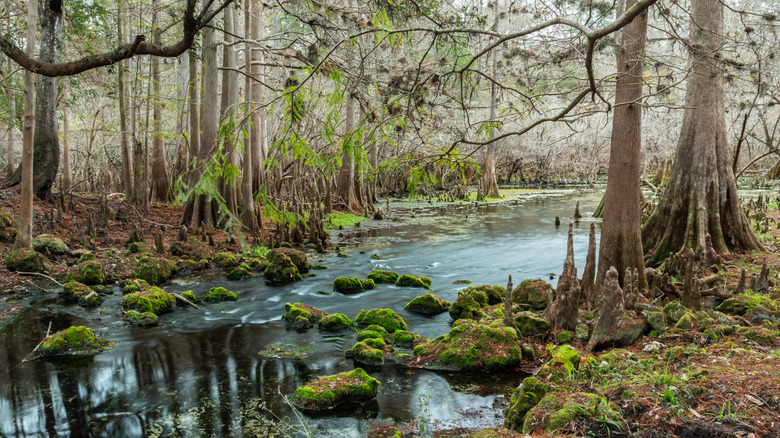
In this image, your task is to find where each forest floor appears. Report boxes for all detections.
[0,186,778,437]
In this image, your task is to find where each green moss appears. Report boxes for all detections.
[204,287,238,302]
[358,325,390,343]
[4,247,49,273]
[214,251,240,268]
[645,311,667,333]
[121,287,174,315]
[363,337,388,349]
[355,308,407,332]
[738,326,777,345]
[263,251,302,284]
[78,252,96,263]
[404,293,451,315]
[318,313,357,331]
[452,279,471,285]
[391,330,427,348]
[131,253,176,285]
[325,212,365,231]
[226,264,253,280]
[78,291,102,307]
[367,269,399,284]
[674,312,694,330]
[556,331,573,344]
[258,342,313,359]
[180,290,199,304]
[415,319,523,371]
[449,288,489,321]
[61,280,93,302]
[395,274,432,289]
[72,260,105,285]
[333,276,376,294]
[33,234,69,255]
[503,376,549,432]
[663,301,689,324]
[283,302,326,329]
[267,248,310,273]
[513,279,552,310]
[291,368,380,410]
[347,341,385,365]
[39,326,112,356]
[513,312,551,337]
[312,264,327,270]
[123,310,159,327]
[575,324,590,341]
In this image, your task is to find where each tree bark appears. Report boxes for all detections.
[641,0,763,265]
[597,0,648,293]
[482,0,500,198]
[218,5,238,217]
[335,2,360,211]
[117,0,134,197]
[150,0,170,202]
[15,0,37,249]
[241,0,256,231]
[61,86,71,191]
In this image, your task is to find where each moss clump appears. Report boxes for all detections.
[123,310,159,327]
[716,297,751,316]
[395,274,432,289]
[738,326,777,345]
[203,286,238,302]
[121,286,174,315]
[333,276,376,294]
[449,287,492,321]
[61,280,93,302]
[503,376,549,432]
[413,319,523,371]
[39,326,112,356]
[71,260,105,285]
[131,253,176,285]
[4,247,49,273]
[452,279,472,285]
[674,312,694,330]
[513,279,552,310]
[283,302,327,329]
[291,368,380,411]
[318,313,357,331]
[358,325,390,342]
[263,251,302,284]
[367,269,399,284]
[404,293,451,315]
[355,308,407,333]
[522,392,603,433]
[214,251,240,268]
[556,331,573,344]
[78,252,96,263]
[645,311,667,333]
[267,248,311,273]
[180,290,200,304]
[391,330,427,348]
[33,234,69,255]
[226,263,253,280]
[663,301,689,324]
[78,291,102,307]
[347,341,385,365]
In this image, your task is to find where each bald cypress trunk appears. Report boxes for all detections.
[641,0,762,265]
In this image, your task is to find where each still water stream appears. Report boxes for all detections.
[0,190,601,437]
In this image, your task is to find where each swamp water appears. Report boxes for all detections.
[0,190,601,437]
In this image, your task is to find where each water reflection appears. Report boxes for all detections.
[0,190,600,436]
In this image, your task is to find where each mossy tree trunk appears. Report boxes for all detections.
[641,0,762,266]
[597,0,648,291]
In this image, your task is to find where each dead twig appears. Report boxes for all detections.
[14,272,63,287]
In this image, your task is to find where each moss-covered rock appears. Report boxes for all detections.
[290,368,380,411]
[39,326,113,356]
[61,280,93,302]
[503,376,549,432]
[333,276,376,294]
[77,252,96,263]
[123,310,159,327]
[180,290,199,304]
[674,312,694,330]
[412,319,523,371]
[131,253,176,285]
[263,251,302,284]
[347,341,385,365]
[358,325,390,343]
[33,234,69,255]
[70,260,105,285]
[367,269,399,284]
[283,302,327,329]
[523,392,602,433]
[390,330,428,348]
[449,287,490,321]
[645,311,667,333]
[395,274,432,289]
[513,279,552,310]
[514,312,551,337]
[355,308,407,333]
[226,263,253,280]
[738,326,778,345]
[716,296,751,316]
[214,251,241,269]
[121,286,174,315]
[575,324,590,342]
[78,291,102,307]
[318,313,357,331]
[203,286,238,302]
[556,331,573,344]
[4,247,48,273]
[267,248,311,274]
[588,314,645,350]
[663,301,689,324]
[404,293,451,315]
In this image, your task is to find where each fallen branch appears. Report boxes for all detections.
[31,321,53,354]
[173,293,203,309]
[14,272,63,287]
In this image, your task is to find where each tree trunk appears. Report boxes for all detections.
[641,0,763,265]
[241,0,256,231]
[218,5,238,217]
[150,1,170,202]
[61,86,71,191]
[335,4,360,212]
[597,0,648,292]
[117,0,134,197]
[9,0,63,201]
[482,0,500,198]
[187,51,200,166]
[252,4,266,192]
[15,0,37,249]
[6,57,16,181]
